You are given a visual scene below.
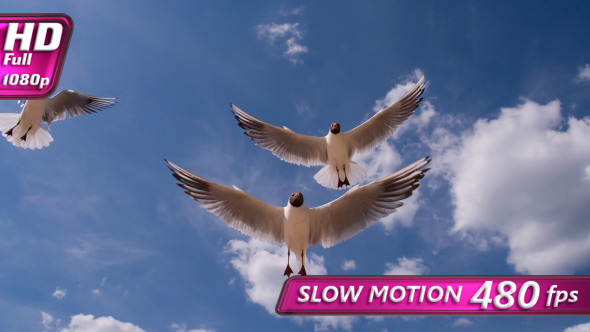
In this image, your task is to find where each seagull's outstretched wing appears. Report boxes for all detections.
[344,76,426,156]
[166,160,286,244]
[309,156,430,248]
[232,104,328,166]
[43,90,117,125]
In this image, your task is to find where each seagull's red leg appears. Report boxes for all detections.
[336,166,344,188]
[20,126,32,141]
[342,165,350,187]
[298,250,307,276]
[4,119,20,137]
[284,249,293,277]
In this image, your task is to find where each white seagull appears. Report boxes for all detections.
[0,90,117,150]
[232,75,426,189]
[166,156,430,276]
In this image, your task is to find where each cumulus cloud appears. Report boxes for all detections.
[41,312,55,332]
[575,64,590,83]
[384,257,428,275]
[257,22,308,64]
[372,70,434,139]
[360,139,403,182]
[453,317,474,327]
[225,238,326,313]
[358,70,430,232]
[225,239,356,331]
[393,100,436,139]
[58,314,145,332]
[373,70,425,112]
[53,286,67,299]
[564,322,590,332]
[341,260,356,271]
[436,99,590,274]
[170,322,215,332]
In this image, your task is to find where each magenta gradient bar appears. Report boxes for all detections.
[276,276,590,315]
[0,14,73,99]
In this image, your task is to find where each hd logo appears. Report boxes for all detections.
[0,14,73,99]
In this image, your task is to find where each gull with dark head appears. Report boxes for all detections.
[165,156,430,276]
[232,75,426,189]
[0,89,117,150]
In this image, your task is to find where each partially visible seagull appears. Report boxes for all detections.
[232,75,426,189]
[165,156,430,276]
[0,90,117,150]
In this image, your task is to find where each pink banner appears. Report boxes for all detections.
[276,276,590,315]
[0,14,73,99]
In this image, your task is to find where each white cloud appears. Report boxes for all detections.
[90,277,107,295]
[379,193,421,232]
[360,140,403,182]
[392,100,436,139]
[436,99,590,274]
[358,70,430,232]
[53,286,67,299]
[575,64,590,83]
[453,317,474,327]
[296,103,316,118]
[312,317,356,332]
[257,23,301,42]
[41,311,54,332]
[341,260,356,271]
[170,322,215,332]
[58,314,145,332]
[372,70,434,140]
[285,37,309,59]
[224,238,326,313]
[373,69,425,112]
[224,239,356,331]
[565,322,590,332]
[384,257,428,275]
[257,22,308,64]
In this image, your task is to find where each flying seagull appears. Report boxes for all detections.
[232,75,426,189]
[165,156,430,276]
[0,90,117,150]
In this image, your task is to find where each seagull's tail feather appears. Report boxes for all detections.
[313,161,367,190]
[13,124,53,150]
[346,161,367,187]
[314,165,339,189]
[0,113,21,142]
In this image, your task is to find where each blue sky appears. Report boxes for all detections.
[1,1,589,331]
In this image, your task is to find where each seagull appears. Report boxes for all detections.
[165,156,430,276]
[232,75,426,189]
[0,90,117,150]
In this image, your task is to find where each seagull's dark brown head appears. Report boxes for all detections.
[330,123,341,135]
[289,192,304,207]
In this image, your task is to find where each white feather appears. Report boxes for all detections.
[167,157,430,275]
